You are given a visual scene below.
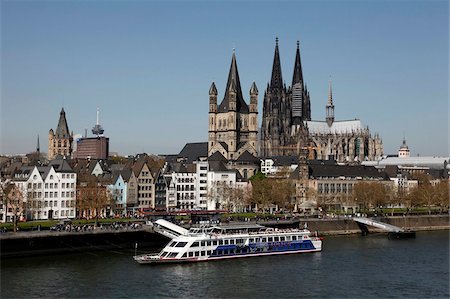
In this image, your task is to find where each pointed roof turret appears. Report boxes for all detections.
[55,107,71,139]
[328,78,333,106]
[250,81,258,95]
[270,37,283,90]
[218,50,249,113]
[292,40,304,86]
[209,82,218,95]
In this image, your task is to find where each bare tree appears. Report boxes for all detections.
[2,183,25,232]
[77,174,112,225]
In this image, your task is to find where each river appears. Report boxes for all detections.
[1,231,449,298]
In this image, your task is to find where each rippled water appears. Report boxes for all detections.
[2,231,449,298]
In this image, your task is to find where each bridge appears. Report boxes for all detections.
[353,217,404,235]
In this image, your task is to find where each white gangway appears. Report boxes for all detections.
[152,219,189,239]
[353,217,404,232]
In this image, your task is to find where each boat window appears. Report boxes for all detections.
[175,242,188,248]
[249,238,254,243]
[262,238,267,242]
[292,236,297,241]
[230,239,235,245]
[219,240,223,245]
[161,252,168,257]
[224,239,229,245]
[191,242,199,247]
[201,241,205,247]
[168,241,176,247]
[207,241,212,246]
[274,237,279,242]
[182,253,187,258]
[207,250,211,256]
[268,237,273,242]
[188,252,194,257]
[195,251,200,257]
[202,251,206,256]
[213,240,218,246]
[236,238,244,244]
[280,237,285,241]
[168,252,177,258]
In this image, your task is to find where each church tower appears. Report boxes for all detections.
[48,108,73,160]
[292,41,310,124]
[208,51,258,160]
[261,38,290,157]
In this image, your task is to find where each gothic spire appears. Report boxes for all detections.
[55,107,70,139]
[326,78,335,127]
[292,40,304,87]
[218,50,249,113]
[209,82,218,95]
[37,135,40,153]
[328,77,333,105]
[270,37,283,89]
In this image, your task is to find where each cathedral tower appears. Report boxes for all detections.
[208,51,258,160]
[48,108,73,160]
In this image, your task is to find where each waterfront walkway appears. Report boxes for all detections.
[0,223,153,240]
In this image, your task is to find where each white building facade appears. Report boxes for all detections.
[11,165,77,220]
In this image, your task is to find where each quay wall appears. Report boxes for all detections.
[0,230,167,258]
[1,216,448,258]
[299,215,449,235]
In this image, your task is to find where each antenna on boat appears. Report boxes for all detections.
[135,242,138,256]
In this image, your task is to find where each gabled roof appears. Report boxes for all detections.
[262,155,299,166]
[177,142,208,163]
[209,161,229,172]
[305,119,364,135]
[49,159,75,173]
[120,169,132,181]
[236,151,259,163]
[208,151,227,162]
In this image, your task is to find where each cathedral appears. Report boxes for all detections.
[261,39,383,163]
[48,107,73,160]
[208,50,258,161]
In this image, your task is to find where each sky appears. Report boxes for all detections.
[1,0,448,157]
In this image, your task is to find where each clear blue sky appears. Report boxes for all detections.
[1,0,448,157]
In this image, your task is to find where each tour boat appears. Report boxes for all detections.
[133,219,322,264]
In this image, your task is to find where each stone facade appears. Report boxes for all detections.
[261,39,383,162]
[208,51,258,161]
[48,108,73,160]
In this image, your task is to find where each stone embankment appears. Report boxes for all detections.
[293,215,449,235]
[1,215,448,258]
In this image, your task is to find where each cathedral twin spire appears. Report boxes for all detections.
[270,37,284,90]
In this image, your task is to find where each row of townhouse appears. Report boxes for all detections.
[1,159,77,222]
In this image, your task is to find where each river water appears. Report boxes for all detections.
[1,231,449,298]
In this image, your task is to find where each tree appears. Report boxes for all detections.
[352,181,390,213]
[249,173,271,213]
[1,183,25,232]
[270,179,295,211]
[433,181,449,212]
[77,174,112,225]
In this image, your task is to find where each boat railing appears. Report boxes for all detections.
[204,228,311,238]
